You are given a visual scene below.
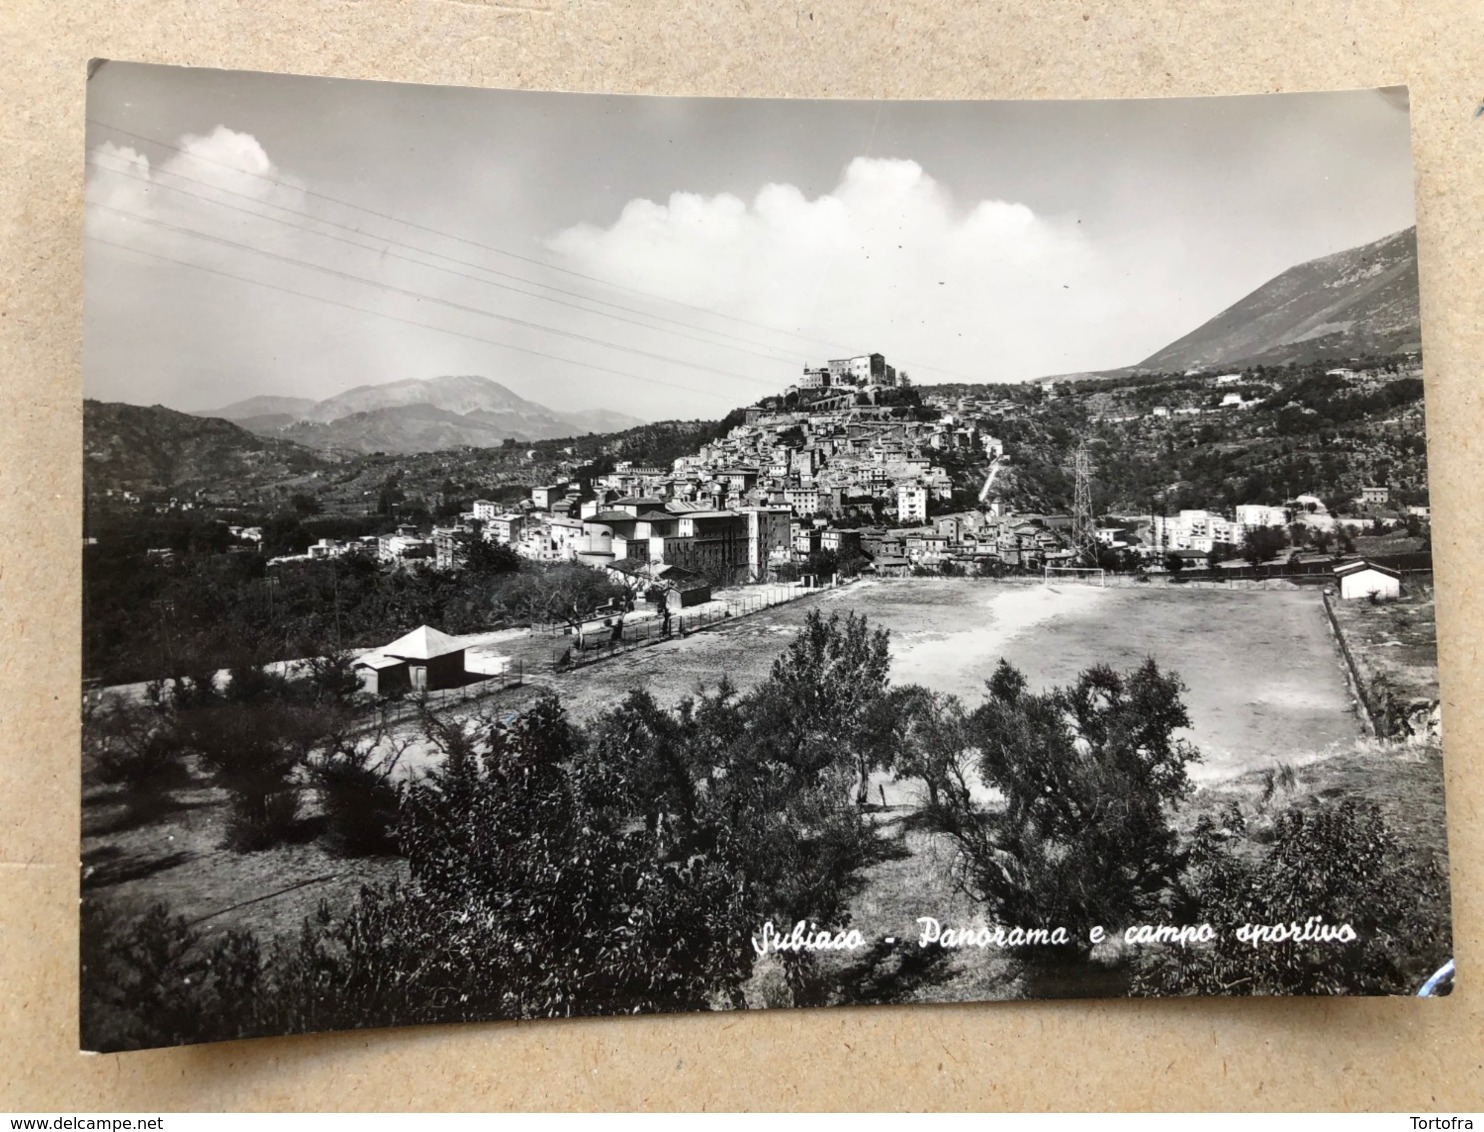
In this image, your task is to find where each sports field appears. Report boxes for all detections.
[535,577,1361,785]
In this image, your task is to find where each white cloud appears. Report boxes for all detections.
[86,127,310,255]
[84,143,1145,419]
[547,157,1130,384]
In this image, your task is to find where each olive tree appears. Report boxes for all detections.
[922,657,1201,951]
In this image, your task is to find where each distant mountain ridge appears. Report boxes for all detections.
[1136,227,1421,372]
[85,400,333,494]
[194,375,646,454]
[204,395,318,421]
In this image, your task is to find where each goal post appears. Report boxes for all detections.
[1043,564,1107,586]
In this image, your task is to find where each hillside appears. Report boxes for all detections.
[1138,227,1420,371]
[929,354,1428,517]
[84,401,334,495]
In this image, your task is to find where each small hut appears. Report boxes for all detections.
[1334,560,1402,601]
[655,565,712,609]
[355,624,467,694]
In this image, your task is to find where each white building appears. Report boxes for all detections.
[1335,560,1401,601]
[1153,510,1242,553]
[488,514,525,545]
[1236,504,1288,530]
[897,483,929,525]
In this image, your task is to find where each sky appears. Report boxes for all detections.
[83,64,1417,421]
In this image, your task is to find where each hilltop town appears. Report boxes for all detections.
[247,348,1429,610]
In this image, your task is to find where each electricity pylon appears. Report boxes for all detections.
[1071,441,1098,567]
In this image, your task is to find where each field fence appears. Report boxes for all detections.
[551,578,840,670]
[366,660,526,728]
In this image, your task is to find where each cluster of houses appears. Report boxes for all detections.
[263,354,1424,606]
[1149,503,1294,554]
[334,353,1027,584]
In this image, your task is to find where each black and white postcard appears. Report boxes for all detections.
[81,65,1452,1051]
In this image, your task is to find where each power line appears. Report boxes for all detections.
[85,234,741,405]
[88,199,779,391]
[87,118,842,350]
[86,117,990,384]
[86,154,803,367]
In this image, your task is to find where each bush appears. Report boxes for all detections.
[175,702,326,851]
[224,787,303,852]
[311,739,404,857]
[1134,798,1452,996]
[86,615,910,1045]
[84,903,208,1051]
[85,698,189,803]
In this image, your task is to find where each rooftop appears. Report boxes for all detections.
[381,624,464,660]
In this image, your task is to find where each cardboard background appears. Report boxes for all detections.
[2,0,1481,1111]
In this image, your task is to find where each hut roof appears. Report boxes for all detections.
[382,625,464,660]
[1334,559,1401,580]
[354,652,405,670]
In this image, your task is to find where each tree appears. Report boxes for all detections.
[260,512,308,557]
[922,658,1201,953]
[84,694,190,819]
[397,693,756,1018]
[752,610,891,806]
[1242,525,1289,564]
[503,562,626,631]
[864,684,970,811]
[463,535,521,578]
[290,492,322,518]
[577,613,895,1004]
[1205,543,1235,570]
[174,700,331,850]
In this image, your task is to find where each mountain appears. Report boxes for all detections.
[300,374,553,423]
[195,395,318,421]
[273,404,564,455]
[1137,227,1421,372]
[85,401,333,493]
[192,375,648,453]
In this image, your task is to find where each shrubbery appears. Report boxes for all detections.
[84,696,189,811]
[1133,797,1452,996]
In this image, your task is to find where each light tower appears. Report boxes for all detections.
[1071,441,1098,567]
